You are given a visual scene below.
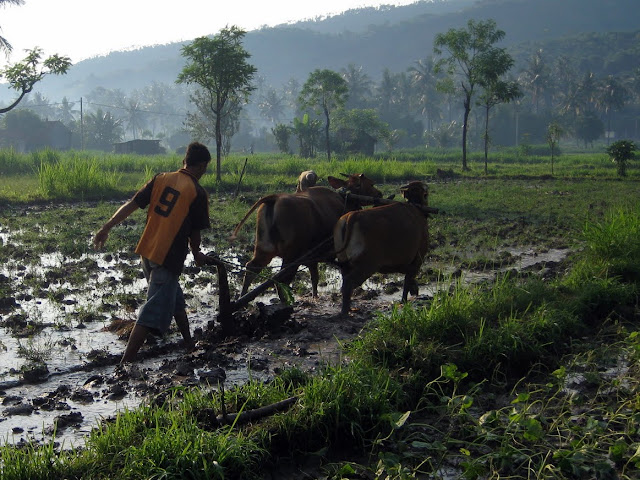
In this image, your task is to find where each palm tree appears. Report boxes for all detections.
[408,56,441,132]
[258,87,286,125]
[85,109,123,150]
[519,49,553,114]
[283,78,301,117]
[125,99,144,140]
[596,75,628,144]
[140,82,175,137]
[376,69,395,120]
[58,97,77,125]
[341,63,373,110]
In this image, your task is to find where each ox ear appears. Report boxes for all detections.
[327,175,347,189]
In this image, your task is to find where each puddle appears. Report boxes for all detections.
[0,224,571,448]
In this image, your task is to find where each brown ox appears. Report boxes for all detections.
[295,170,318,192]
[230,173,382,301]
[333,181,430,314]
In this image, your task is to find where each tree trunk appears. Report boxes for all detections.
[484,106,489,175]
[462,95,471,171]
[324,106,331,161]
[215,112,222,182]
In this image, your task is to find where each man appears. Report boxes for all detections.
[94,142,213,364]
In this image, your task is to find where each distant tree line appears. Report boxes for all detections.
[2,16,640,171]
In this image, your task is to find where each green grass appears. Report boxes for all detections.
[0,146,637,203]
[0,148,639,478]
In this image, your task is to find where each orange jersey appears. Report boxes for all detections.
[134,169,209,273]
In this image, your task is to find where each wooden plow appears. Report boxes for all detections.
[206,251,323,333]
[209,192,439,331]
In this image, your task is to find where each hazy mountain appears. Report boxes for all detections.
[2,0,637,104]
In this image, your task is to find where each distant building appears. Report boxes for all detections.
[114,139,165,155]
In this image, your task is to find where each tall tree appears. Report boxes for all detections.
[408,56,441,132]
[299,69,348,161]
[271,123,292,154]
[519,49,553,114]
[84,108,123,151]
[125,98,144,140]
[282,77,302,117]
[434,19,512,170]
[341,63,373,110]
[331,108,391,155]
[184,89,242,157]
[292,113,322,158]
[376,69,396,121]
[0,48,71,114]
[478,78,522,174]
[57,96,77,125]
[546,121,564,176]
[1,2,71,113]
[24,91,56,119]
[596,75,628,144]
[258,87,286,125]
[177,26,257,181]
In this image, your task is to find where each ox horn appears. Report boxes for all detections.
[340,172,350,178]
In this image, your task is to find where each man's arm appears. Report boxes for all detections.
[93,199,140,250]
[189,229,211,267]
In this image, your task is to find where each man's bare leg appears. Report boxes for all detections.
[121,324,151,364]
[174,310,195,351]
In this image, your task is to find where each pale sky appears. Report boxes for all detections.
[0,0,417,68]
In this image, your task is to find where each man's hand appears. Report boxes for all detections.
[193,251,211,267]
[194,251,223,267]
[93,199,139,251]
[93,226,110,250]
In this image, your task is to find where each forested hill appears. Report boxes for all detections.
[3,0,638,103]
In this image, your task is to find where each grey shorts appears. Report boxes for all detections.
[136,258,186,334]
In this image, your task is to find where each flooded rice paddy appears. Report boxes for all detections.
[0,205,570,449]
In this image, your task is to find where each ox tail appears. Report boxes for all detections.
[333,213,356,262]
[229,195,278,241]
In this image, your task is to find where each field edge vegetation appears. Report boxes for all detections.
[0,171,638,478]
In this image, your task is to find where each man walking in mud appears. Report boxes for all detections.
[93,141,213,364]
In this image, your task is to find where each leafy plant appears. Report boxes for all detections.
[606,139,637,176]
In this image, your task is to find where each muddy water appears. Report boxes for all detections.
[0,234,352,448]
[0,227,570,449]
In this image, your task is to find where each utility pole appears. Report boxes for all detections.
[80,97,84,150]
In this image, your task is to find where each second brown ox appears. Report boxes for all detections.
[333,181,430,314]
[230,173,382,301]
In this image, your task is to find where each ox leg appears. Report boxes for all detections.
[241,257,270,297]
[340,282,353,314]
[402,274,419,302]
[307,262,319,297]
[340,267,375,315]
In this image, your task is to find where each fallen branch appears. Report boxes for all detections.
[214,396,298,427]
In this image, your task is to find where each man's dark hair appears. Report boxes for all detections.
[184,142,211,166]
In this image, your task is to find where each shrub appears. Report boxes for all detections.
[606,139,637,176]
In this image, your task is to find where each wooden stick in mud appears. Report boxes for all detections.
[204,253,234,333]
[233,157,249,198]
[344,192,439,215]
[214,396,298,427]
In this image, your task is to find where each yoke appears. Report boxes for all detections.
[210,192,438,330]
